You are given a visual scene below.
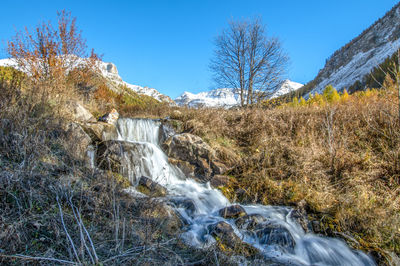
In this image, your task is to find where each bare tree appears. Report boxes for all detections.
[210,18,288,107]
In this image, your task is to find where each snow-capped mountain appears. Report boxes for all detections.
[97,61,173,103]
[0,58,173,104]
[175,80,303,108]
[304,2,400,95]
[270,80,304,98]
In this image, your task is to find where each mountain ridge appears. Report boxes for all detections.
[175,80,303,108]
[300,2,400,96]
[0,58,174,104]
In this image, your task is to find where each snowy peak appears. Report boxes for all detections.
[271,80,304,98]
[96,60,173,103]
[175,80,303,108]
[175,88,242,108]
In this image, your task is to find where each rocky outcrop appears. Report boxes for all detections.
[137,176,167,197]
[163,133,228,182]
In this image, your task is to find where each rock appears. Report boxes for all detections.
[219,205,246,219]
[210,175,232,188]
[83,122,117,142]
[169,197,197,217]
[256,224,295,252]
[159,122,175,144]
[163,133,227,182]
[289,209,312,233]
[67,101,96,123]
[235,188,248,202]
[211,161,228,175]
[208,221,259,258]
[135,198,182,238]
[168,158,195,178]
[235,214,267,230]
[64,122,92,163]
[137,176,167,197]
[197,158,213,177]
[96,140,147,180]
[312,220,322,233]
[98,108,119,125]
[209,221,236,239]
[165,133,215,162]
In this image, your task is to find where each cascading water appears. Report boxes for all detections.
[113,118,375,266]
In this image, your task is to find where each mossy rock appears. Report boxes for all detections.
[210,221,259,258]
[137,176,167,197]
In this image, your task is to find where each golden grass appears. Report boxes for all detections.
[170,88,400,262]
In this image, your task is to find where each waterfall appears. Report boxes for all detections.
[113,118,375,266]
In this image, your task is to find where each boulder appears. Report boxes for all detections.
[208,221,259,258]
[164,133,215,162]
[235,214,268,230]
[255,224,295,252]
[135,198,182,238]
[83,122,117,142]
[163,133,228,182]
[64,122,92,163]
[98,108,119,125]
[67,101,96,123]
[96,140,146,181]
[219,205,247,219]
[137,176,167,197]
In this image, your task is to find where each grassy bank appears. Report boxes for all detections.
[170,87,400,263]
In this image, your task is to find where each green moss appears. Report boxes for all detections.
[111,172,131,188]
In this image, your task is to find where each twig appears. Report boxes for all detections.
[0,254,75,264]
[69,198,95,264]
[56,195,81,264]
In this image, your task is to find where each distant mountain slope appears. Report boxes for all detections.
[97,61,174,103]
[175,80,303,108]
[0,58,174,104]
[302,2,400,96]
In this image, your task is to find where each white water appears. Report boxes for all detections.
[114,118,375,266]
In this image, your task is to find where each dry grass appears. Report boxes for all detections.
[170,88,400,263]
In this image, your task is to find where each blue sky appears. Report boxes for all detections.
[1,0,398,98]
